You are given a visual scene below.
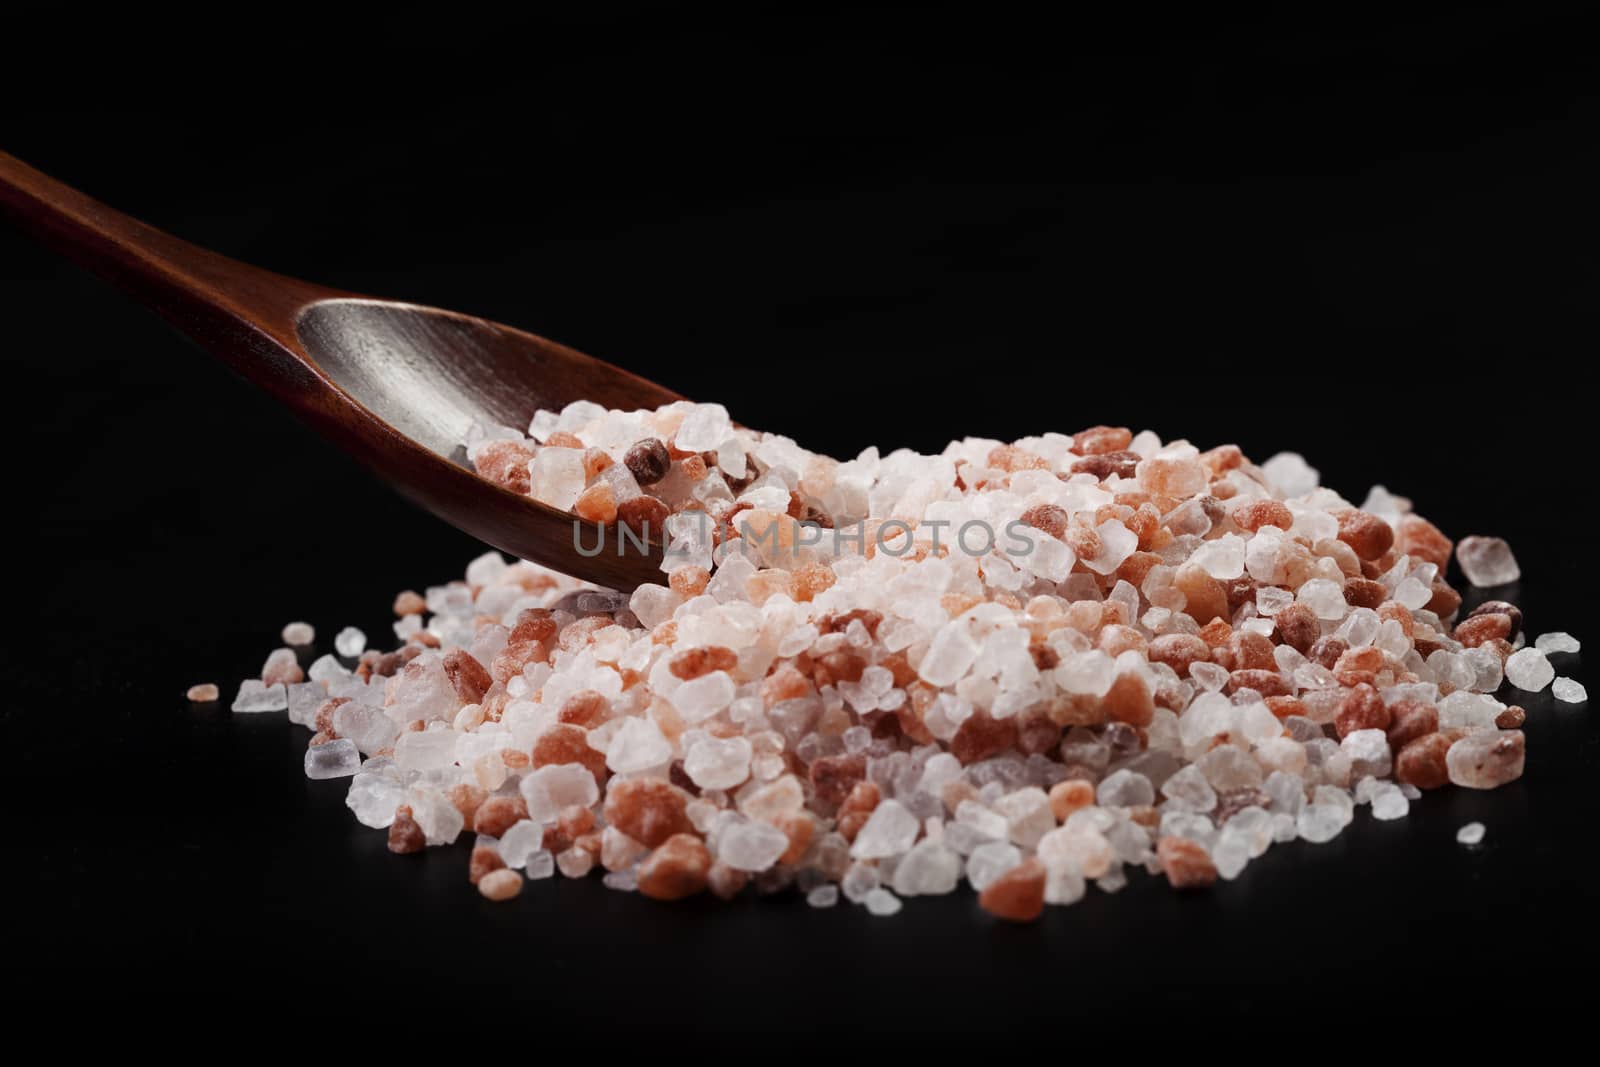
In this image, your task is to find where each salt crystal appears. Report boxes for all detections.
[334,626,367,658]
[1369,784,1409,821]
[1296,579,1349,621]
[498,820,545,869]
[520,764,600,821]
[281,621,315,646]
[807,885,839,908]
[231,680,287,713]
[345,772,403,827]
[1535,631,1581,655]
[556,847,594,878]
[1554,677,1587,703]
[675,403,733,452]
[863,888,903,917]
[1446,730,1525,789]
[528,448,587,510]
[919,622,979,687]
[308,654,349,684]
[606,718,673,773]
[1096,769,1155,808]
[305,738,360,779]
[891,840,962,896]
[1504,647,1554,692]
[718,819,790,871]
[671,671,736,722]
[1260,452,1320,496]
[186,683,219,703]
[966,841,1023,890]
[1188,534,1246,580]
[684,735,753,790]
[850,800,920,859]
[526,850,556,880]
[1456,822,1486,846]
[1297,804,1346,844]
[1456,536,1520,587]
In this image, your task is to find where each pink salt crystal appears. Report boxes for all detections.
[186,683,219,703]
[1445,730,1525,789]
[477,868,524,901]
[261,647,304,686]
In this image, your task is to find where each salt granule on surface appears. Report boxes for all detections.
[186,683,219,703]
[1457,822,1486,846]
[281,621,315,646]
[222,403,1582,919]
[1456,536,1521,587]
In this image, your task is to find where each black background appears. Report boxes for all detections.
[4,8,1597,1020]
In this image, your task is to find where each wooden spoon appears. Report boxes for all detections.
[0,151,679,591]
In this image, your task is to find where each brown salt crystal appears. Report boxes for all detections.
[761,664,813,708]
[1228,669,1292,698]
[448,783,488,823]
[469,845,506,885]
[1395,733,1452,790]
[1272,602,1320,654]
[668,565,711,597]
[1102,670,1156,726]
[604,779,693,848]
[837,810,871,843]
[668,645,739,680]
[1398,514,1453,570]
[1197,618,1233,649]
[543,431,584,450]
[1334,645,1386,687]
[1220,577,1256,615]
[1484,638,1515,663]
[707,862,748,900]
[532,723,609,783]
[813,649,867,688]
[1070,450,1140,480]
[573,482,618,524]
[510,609,559,645]
[1114,551,1162,590]
[775,812,817,865]
[541,805,596,853]
[1265,695,1307,720]
[1335,683,1391,739]
[978,858,1046,922]
[1308,636,1348,671]
[1175,564,1229,625]
[1016,711,1062,756]
[1073,425,1134,456]
[987,444,1050,472]
[1157,836,1218,890]
[186,683,219,703]
[501,749,531,770]
[1017,503,1069,540]
[558,689,610,727]
[840,781,881,820]
[1342,577,1387,610]
[1496,705,1527,729]
[393,590,426,617]
[1455,612,1512,648]
[1378,601,1415,638]
[1065,524,1103,563]
[791,561,836,603]
[1049,779,1095,822]
[441,648,493,705]
[408,630,442,650]
[1098,624,1147,658]
[477,868,523,901]
[1223,631,1277,673]
[473,440,535,494]
[1231,499,1294,533]
[313,697,349,736]
[808,753,867,808]
[680,454,708,481]
[951,710,1018,764]
[582,447,613,479]
[1200,443,1245,475]
[1337,510,1395,561]
[1467,600,1524,639]
[1386,699,1439,748]
[637,833,713,901]
[474,794,530,837]
[616,495,670,539]
[387,805,426,854]
[623,438,671,485]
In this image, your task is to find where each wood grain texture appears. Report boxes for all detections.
[0,151,679,590]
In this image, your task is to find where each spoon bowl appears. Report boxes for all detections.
[0,152,679,590]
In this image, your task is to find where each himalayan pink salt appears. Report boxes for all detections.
[186,683,219,703]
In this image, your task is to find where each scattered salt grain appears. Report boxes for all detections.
[1553,677,1587,704]
[281,621,315,646]
[1535,632,1581,655]
[186,683,219,703]
[231,679,287,713]
[1504,647,1554,692]
[304,738,360,780]
[334,626,367,657]
[1457,536,1521,587]
[1457,822,1486,846]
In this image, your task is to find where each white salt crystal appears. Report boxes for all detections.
[409,789,465,845]
[498,820,545,869]
[1554,677,1587,703]
[1212,833,1250,880]
[684,735,753,790]
[966,841,1023,890]
[1019,533,1076,582]
[1296,579,1348,621]
[919,621,979,687]
[1370,784,1409,821]
[807,885,839,908]
[345,772,403,827]
[863,888,903,917]
[850,799,920,859]
[286,682,326,727]
[1188,534,1246,580]
[718,820,790,871]
[333,702,400,754]
[464,551,507,587]
[308,654,349,684]
[1456,536,1520,587]
[1341,729,1391,779]
[281,621,315,646]
[231,680,287,713]
[1504,647,1554,692]
[528,448,587,510]
[1456,822,1486,846]
[841,862,881,902]
[1297,804,1346,844]
[520,764,600,821]
[891,840,962,896]
[674,403,733,452]
[671,670,736,722]
[1044,864,1086,906]
[1081,519,1138,575]
[606,718,673,773]
[395,729,456,773]
[305,739,360,779]
[1260,452,1319,496]
[1096,769,1155,808]
[332,627,366,659]
[526,850,556,880]
[1535,632,1581,655]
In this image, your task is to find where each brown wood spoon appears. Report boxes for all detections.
[0,151,679,590]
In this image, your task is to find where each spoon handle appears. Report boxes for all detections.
[0,151,338,362]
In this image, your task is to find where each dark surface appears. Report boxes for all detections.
[5,10,1597,1019]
